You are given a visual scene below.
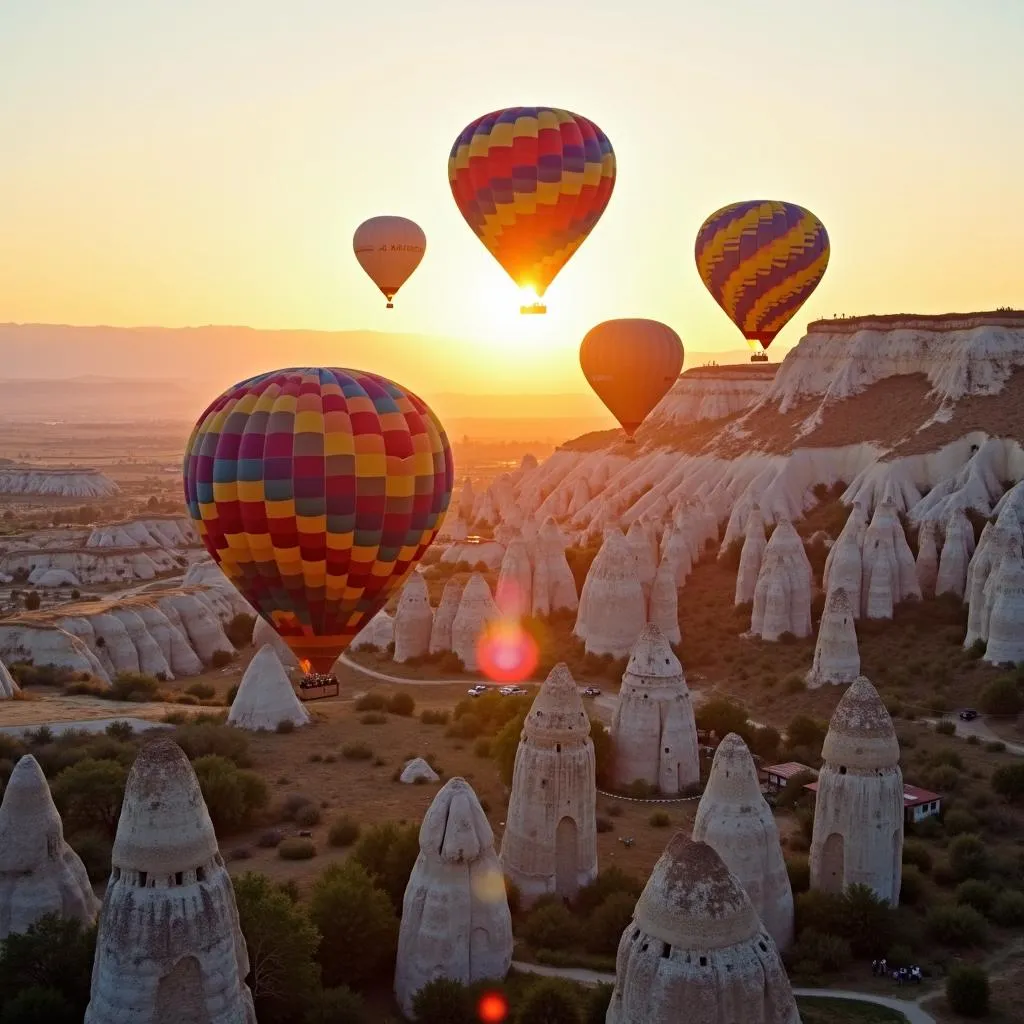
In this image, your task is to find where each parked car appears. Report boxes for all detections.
[581,686,601,698]
[507,686,529,696]
[959,708,979,721]
[467,684,489,697]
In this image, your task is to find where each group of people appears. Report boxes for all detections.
[298,671,338,690]
[871,960,923,985]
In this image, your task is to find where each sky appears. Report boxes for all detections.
[1,0,1022,396]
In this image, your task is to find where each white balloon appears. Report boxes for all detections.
[352,216,426,308]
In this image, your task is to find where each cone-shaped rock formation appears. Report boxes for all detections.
[394,777,513,1015]
[573,530,646,656]
[227,644,310,731]
[0,755,100,939]
[451,575,499,672]
[691,735,794,950]
[606,833,800,1024]
[735,506,767,605]
[611,625,698,795]
[393,573,434,663]
[500,664,597,904]
[0,658,19,698]
[807,587,860,688]
[84,739,256,1023]
[647,557,681,645]
[809,677,903,906]
[430,578,464,655]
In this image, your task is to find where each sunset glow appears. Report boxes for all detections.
[1,1,1020,397]
[477,621,540,683]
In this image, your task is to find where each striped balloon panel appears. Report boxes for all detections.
[579,319,684,437]
[449,106,616,296]
[694,200,830,349]
[183,368,453,671]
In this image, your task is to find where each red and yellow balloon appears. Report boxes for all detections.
[183,368,453,673]
[449,106,616,312]
[580,319,684,440]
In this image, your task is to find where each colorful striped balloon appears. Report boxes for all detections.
[695,200,830,352]
[183,368,453,673]
[449,106,616,308]
[579,319,684,439]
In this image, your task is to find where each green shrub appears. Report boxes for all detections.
[109,672,161,702]
[328,815,361,848]
[0,986,76,1024]
[522,902,582,951]
[276,719,295,734]
[926,904,988,947]
[359,712,386,725]
[294,803,322,827]
[68,831,112,883]
[420,709,449,725]
[192,755,269,832]
[990,889,1024,926]
[934,720,956,736]
[225,612,256,649]
[595,816,613,834]
[898,866,926,906]
[945,965,990,1018]
[955,879,996,914]
[172,722,251,766]
[278,838,316,860]
[648,811,670,828]
[304,985,367,1024]
[586,892,637,956]
[949,834,990,880]
[944,809,979,836]
[902,840,933,873]
[211,649,235,668]
[980,676,1023,716]
[410,978,473,1024]
[474,738,492,758]
[514,978,582,1024]
[387,692,415,716]
[186,681,215,700]
[789,929,851,973]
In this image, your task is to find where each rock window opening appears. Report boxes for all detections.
[196,866,206,882]
[839,766,847,775]
[699,956,707,967]
[664,747,670,754]
[556,743,561,753]
[661,943,672,958]
[759,941,767,952]
[174,871,183,886]
[633,929,641,941]
[139,871,148,887]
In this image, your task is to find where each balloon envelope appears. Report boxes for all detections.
[580,319,684,438]
[183,367,453,672]
[353,216,426,306]
[694,200,829,352]
[449,106,615,302]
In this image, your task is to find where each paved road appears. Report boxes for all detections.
[510,962,935,1023]
[923,713,1024,756]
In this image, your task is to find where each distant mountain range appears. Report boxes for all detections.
[0,322,755,426]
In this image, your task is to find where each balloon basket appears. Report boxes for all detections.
[750,353,769,363]
[520,302,547,315]
[386,302,394,309]
[296,673,340,701]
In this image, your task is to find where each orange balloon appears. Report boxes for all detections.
[580,319,684,438]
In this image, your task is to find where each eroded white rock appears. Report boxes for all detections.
[393,574,434,663]
[807,587,860,688]
[228,645,309,731]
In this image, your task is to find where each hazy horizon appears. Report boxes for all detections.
[2,0,1021,402]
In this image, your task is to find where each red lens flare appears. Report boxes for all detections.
[477,991,509,1023]
[477,620,539,683]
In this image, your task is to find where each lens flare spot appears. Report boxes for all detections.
[477,620,539,683]
[471,866,507,904]
[478,991,508,1023]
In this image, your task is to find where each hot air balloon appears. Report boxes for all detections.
[353,216,426,308]
[695,200,829,362]
[449,107,615,314]
[183,368,453,673]
[579,319,684,441]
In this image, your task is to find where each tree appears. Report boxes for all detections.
[841,884,894,958]
[522,903,582,951]
[949,835,990,881]
[233,873,321,1024]
[191,755,268,832]
[225,612,257,649]
[351,821,420,912]
[492,711,528,786]
[308,860,398,988]
[574,867,643,916]
[303,986,367,1024]
[586,892,637,956]
[515,979,582,1024]
[23,591,41,611]
[786,715,828,752]
[980,676,1022,717]
[695,698,749,740]
[51,759,127,838]
[584,984,614,1024]
[0,987,76,1024]
[992,762,1024,803]
[0,914,96,1015]
[411,977,474,1024]
[946,965,990,1017]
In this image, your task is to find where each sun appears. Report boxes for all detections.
[462,275,557,353]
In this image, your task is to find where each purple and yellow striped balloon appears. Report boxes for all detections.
[184,367,453,673]
[695,200,830,353]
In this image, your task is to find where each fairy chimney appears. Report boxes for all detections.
[451,574,499,672]
[429,577,464,655]
[809,677,903,906]
[0,755,100,940]
[647,556,681,645]
[573,530,646,657]
[606,834,799,1024]
[84,739,256,1023]
[227,644,310,731]
[393,573,434,662]
[734,506,767,605]
[499,664,597,905]
[692,735,794,950]
[394,778,512,1015]
[496,535,533,618]
[807,587,860,688]
[610,625,698,796]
